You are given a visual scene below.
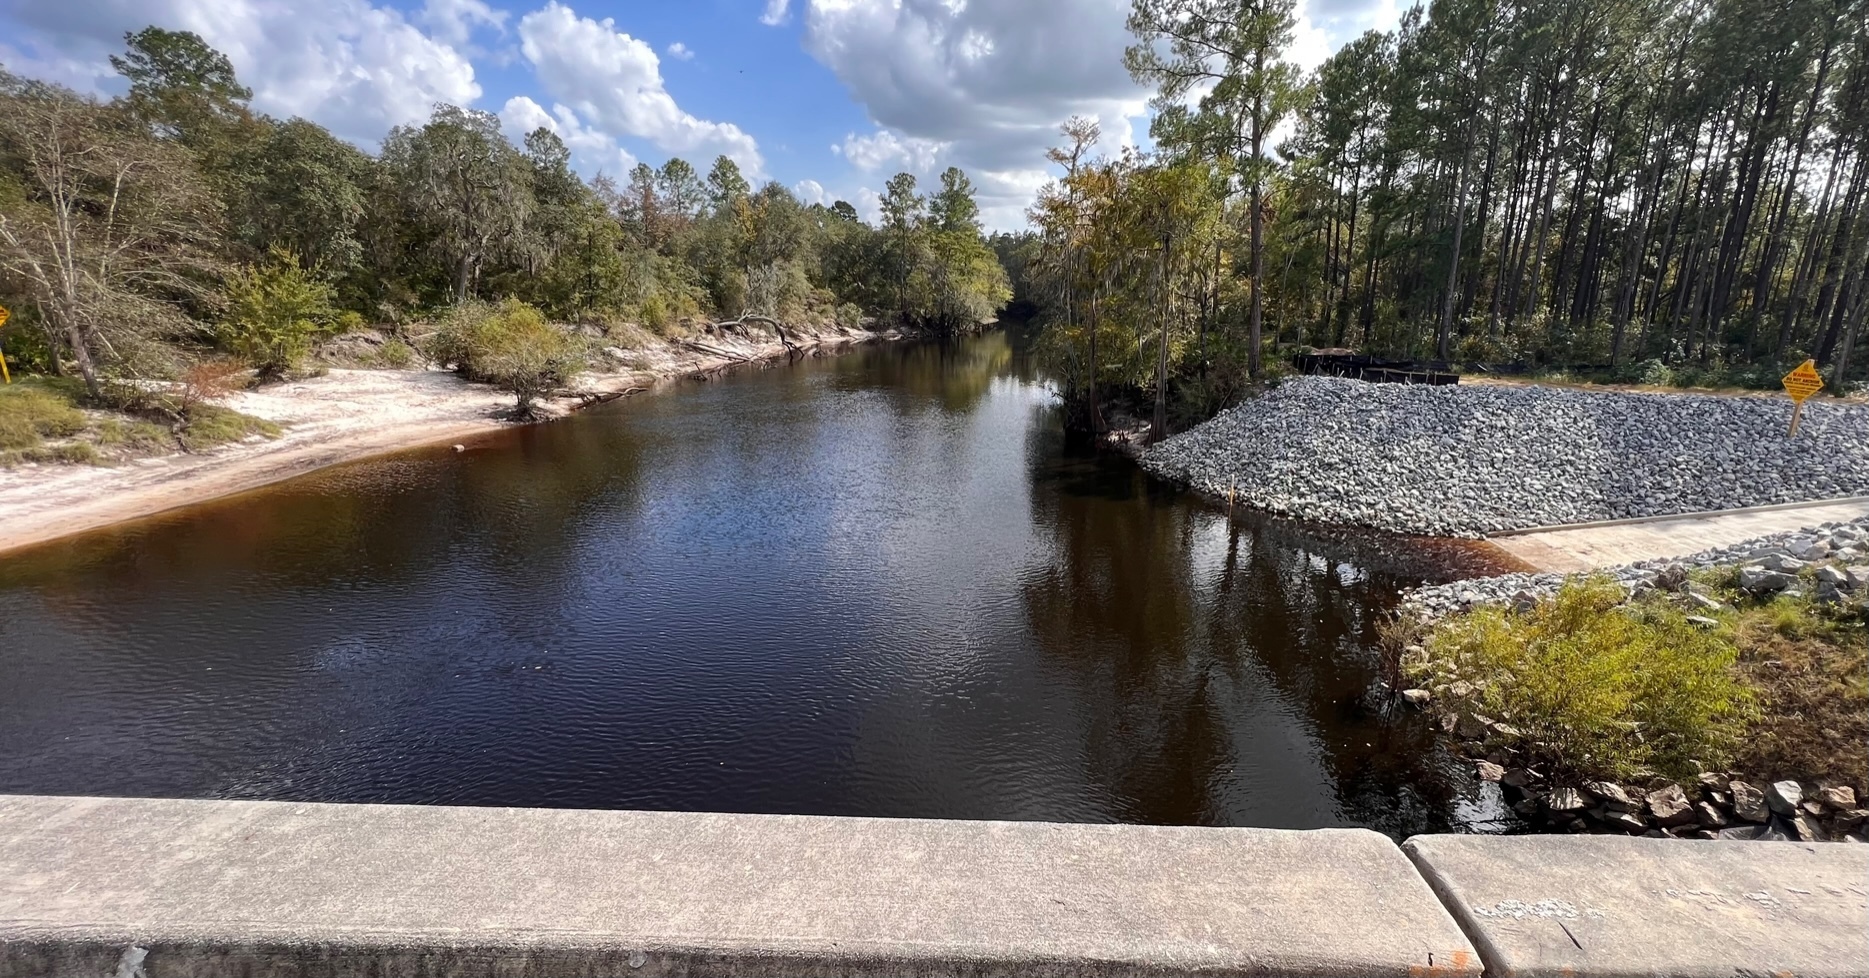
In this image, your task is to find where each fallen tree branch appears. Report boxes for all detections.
[714,315,803,354]
[683,339,755,362]
[572,387,647,408]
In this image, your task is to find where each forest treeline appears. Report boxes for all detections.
[1005,0,1869,436]
[0,29,1010,402]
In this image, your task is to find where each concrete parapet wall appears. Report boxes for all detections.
[0,795,1477,978]
[2,794,1863,978]
[1404,834,1868,978]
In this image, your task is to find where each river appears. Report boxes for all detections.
[0,328,1511,835]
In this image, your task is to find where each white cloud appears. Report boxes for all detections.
[833,130,946,173]
[517,2,764,176]
[2,0,480,146]
[665,41,694,61]
[1288,14,1335,73]
[852,186,883,225]
[799,0,1404,228]
[798,0,1148,229]
[1291,0,1398,71]
[499,95,637,176]
[760,0,791,27]
[418,0,508,48]
[792,178,827,205]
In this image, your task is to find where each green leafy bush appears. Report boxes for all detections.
[376,337,416,368]
[638,293,674,333]
[1416,577,1754,780]
[1635,359,1674,387]
[431,299,585,418]
[219,250,354,378]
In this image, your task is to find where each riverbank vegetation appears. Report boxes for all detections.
[0,374,278,467]
[432,301,587,421]
[0,28,1011,449]
[1004,0,1869,436]
[1400,569,1868,791]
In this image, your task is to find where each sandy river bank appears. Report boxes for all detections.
[0,325,884,556]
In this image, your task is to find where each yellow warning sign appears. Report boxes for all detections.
[1782,359,1824,402]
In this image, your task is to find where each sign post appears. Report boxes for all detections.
[1781,359,1824,436]
[0,305,10,384]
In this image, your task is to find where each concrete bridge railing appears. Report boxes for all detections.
[1,794,1863,978]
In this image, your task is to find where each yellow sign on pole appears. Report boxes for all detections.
[0,305,11,384]
[1783,359,1824,401]
[1782,359,1824,436]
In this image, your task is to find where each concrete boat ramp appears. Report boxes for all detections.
[2,794,1865,978]
[1489,496,1869,572]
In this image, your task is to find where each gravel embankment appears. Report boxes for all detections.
[1140,377,1869,537]
[1401,517,1869,619]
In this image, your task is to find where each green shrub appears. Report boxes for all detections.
[835,302,864,330]
[639,294,673,334]
[219,250,350,379]
[431,299,586,418]
[1635,359,1674,387]
[376,337,416,369]
[1416,577,1754,780]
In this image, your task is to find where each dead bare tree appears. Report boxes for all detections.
[0,73,223,399]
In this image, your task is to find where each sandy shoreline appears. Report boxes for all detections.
[0,325,885,557]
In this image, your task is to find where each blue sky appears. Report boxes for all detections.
[0,0,1403,229]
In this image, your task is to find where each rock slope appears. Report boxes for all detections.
[1402,517,1869,619]
[1141,377,1869,537]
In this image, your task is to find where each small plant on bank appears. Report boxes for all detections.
[1413,576,1755,781]
[431,299,586,420]
[375,337,417,369]
[219,250,357,379]
[90,361,280,455]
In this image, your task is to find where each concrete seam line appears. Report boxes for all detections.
[1402,839,1507,978]
[1487,495,1869,538]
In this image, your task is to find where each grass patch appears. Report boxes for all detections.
[94,416,177,453]
[1696,570,1869,788]
[1411,576,1756,781]
[176,404,281,452]
[0,371,280,465]
[0,379,88,450]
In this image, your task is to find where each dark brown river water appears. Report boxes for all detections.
[0,328,1513,835]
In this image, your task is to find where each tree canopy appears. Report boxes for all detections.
[1017,0,1869,435]
[0,30,1014,398]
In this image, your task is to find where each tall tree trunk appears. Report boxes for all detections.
[453,251,474,303]
[1438,40,1490,360]
[1762,28,1837,351]
[1249,89,1267,377]
[1152,237,1171,442]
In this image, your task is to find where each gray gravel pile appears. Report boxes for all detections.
[1141,377,1869,537]
[1401,517,1869,619]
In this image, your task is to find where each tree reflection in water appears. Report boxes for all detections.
[0,330,1504,835]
